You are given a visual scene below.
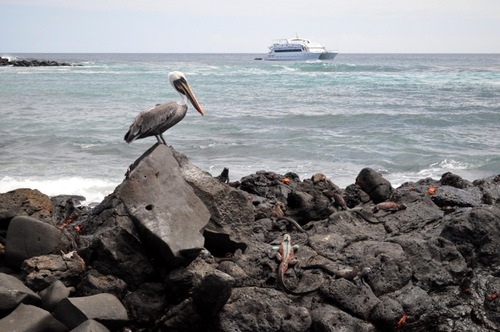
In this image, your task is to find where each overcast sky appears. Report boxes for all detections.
[1,0,499,53]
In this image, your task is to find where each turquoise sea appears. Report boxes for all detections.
[1,53,499,204]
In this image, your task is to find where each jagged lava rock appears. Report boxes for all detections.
[239,171,295,204]
[338,241,412,296]
[192,269,234,317]
[392,236,468,292]
[76,269,127,298]
[82,226,155,289]
[320,277,380,320]
[0,188,53,224]
[473,174,500,204]
[390,285,431,323]
[21,251,86,291]
[217,287,312,332]
[119,144,210,267]
[311,305,376,332]
[164,254,218,304]
[378,195,443,235]
[440,205,500,267]
[440,171,473,189]
[123,282,166,325]
[161,298,204,331]
[430,185,481,208]
[484,277,500,325]
[369,295,404,331]
[173,148,253,252]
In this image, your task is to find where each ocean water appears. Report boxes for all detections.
[1,53,499,204]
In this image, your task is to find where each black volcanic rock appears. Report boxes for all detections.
[123,282,166,325]
[76,269,127,298]
[356,167,394,203]
[218,287,312,332]
[0,146,498,331]
[5,216,68,268]
[440,171,473,189]
[82,226,156,289]
[0,188,53,224]
[369,296,405,331]
[320,277,380,320]
[311,305,376,331]
[440,205,500,266]
[21,251,86,291]
[192,270,234,317]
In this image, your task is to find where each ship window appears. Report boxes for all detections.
[274,49,302,53]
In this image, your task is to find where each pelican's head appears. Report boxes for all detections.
[168,71,204,116]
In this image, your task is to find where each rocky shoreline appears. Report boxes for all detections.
[0,144,499,331]
[0,56,72,67]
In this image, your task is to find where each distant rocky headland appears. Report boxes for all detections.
[0,56,72,67]
[0,144,499,331]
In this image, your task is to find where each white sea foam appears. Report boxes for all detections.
[77,143,103,150]
[1,55,17,61]
[0,176,119,205]
[385,158,488,188]
[430,159,472,170]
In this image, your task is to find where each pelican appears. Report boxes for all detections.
[124,71,204,145]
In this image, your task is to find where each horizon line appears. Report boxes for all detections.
[2,51,500,55]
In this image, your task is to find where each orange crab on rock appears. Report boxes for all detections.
[427,186,438,195]
[395,312,407,329]
[280,177,291,185]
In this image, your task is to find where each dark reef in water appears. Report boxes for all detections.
[0,56,73,67]
[0,144,499,331]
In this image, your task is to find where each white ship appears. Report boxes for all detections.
[265,37,337,61]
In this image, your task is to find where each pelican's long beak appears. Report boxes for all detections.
[174,78,204,116]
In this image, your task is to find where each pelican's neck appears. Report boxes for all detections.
[177,92,188,105]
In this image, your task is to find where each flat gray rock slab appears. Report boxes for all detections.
[120,144,210,266]
[0,303,67,332]
[70,319,111,332]
[0,272,40,312]
[53,293,128,330]
[39,280,72,311]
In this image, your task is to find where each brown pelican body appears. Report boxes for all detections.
[124,71,204,145]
